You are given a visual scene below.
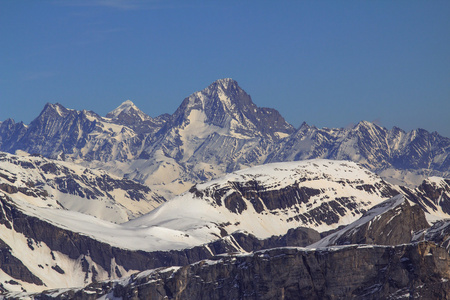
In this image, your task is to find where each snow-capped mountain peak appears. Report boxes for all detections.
[169,78,294,140]
[106,100,150,123]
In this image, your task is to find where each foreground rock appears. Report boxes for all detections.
[27,242,450,300]
[312,195,430,247]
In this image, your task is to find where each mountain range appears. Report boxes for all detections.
[1,78,450,298]
[1,78,449,199]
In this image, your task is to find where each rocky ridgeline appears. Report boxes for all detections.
[33,243,450,300]
[0,79,449,197]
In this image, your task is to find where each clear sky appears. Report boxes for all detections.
[1,0,449,137]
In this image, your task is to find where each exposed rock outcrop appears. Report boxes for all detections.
[28,242,450,300]
[312,196,430,247]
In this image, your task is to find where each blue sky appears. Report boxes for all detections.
[1,0,449,137]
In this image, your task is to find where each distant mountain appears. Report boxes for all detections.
[105,99,169,135]
[267,121,450,177]
[0,79,449,198]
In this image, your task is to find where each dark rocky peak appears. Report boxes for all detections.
[297,121,311,131]
[389,125,405,135]
[29,103,98,131]
[404,127,437,144]
[354,120,379,129]
[153,113,171,125]
[37,103,106,125]
[105,100,170,136]
[0,119,27,152]
[5,103,101,158]
[0,118,16,128]
[407,177,450,215]
[38,102,72,119]
[199,78,259,118]
[170,78,253,124]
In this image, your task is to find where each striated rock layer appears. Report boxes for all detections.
[29,242,450,300]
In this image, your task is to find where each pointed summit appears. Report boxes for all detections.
[208,78,239,91]
[201,78,250,110]
[169,79,294,139]
[107,100,141,118]
[106,100,151,125]
[39,103,70,118]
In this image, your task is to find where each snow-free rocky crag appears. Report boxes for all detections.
[1,79,449,198]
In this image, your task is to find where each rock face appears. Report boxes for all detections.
[0,79,449,197]
[311,195,430,248]
[29,242,450,300]
[400,177,450,218]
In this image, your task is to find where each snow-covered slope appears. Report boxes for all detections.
[0,159,395,294]
[2,156,447,254]
[124,159,400,244]
[0,159,395,253]
[0,151,165,223]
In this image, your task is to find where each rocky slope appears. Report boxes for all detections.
[1,79,449,198]
[311,195,430,247]
[400,177,450,221]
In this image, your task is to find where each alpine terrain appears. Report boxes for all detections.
[1,79,449,199]
[0,79,449,299]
